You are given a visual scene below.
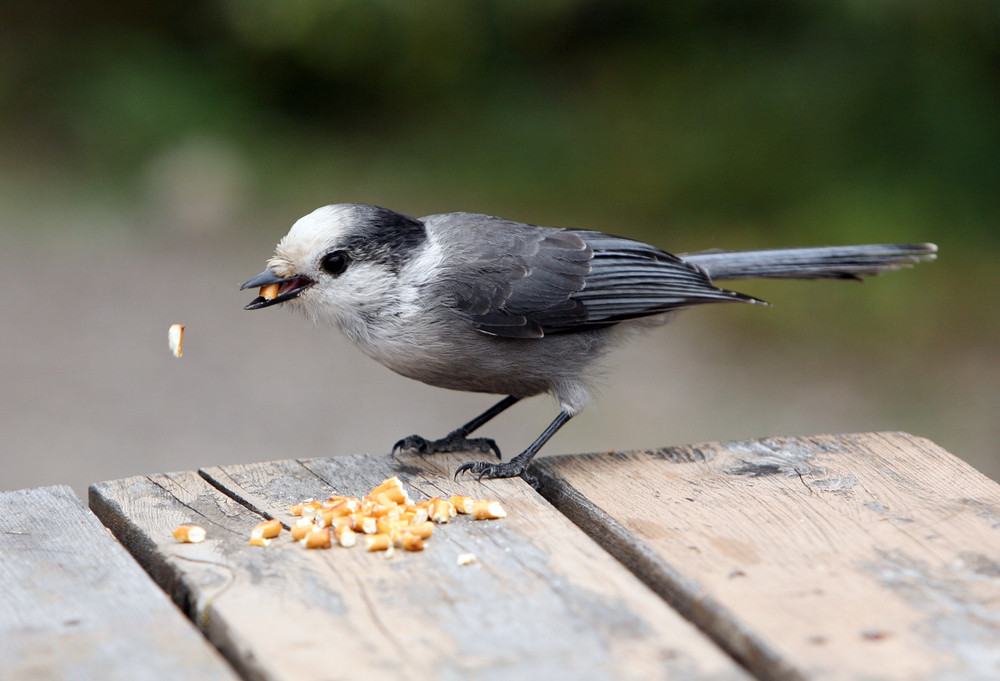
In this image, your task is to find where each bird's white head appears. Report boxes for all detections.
[241,203,428,333]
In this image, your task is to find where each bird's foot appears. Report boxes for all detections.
[454,458,538,489]
[392,431,501,460]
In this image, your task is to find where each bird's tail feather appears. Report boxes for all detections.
[681,243,937,281]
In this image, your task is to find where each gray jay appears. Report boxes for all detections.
[242,203,936,483]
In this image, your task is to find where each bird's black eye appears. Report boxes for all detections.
[320,250,350,276]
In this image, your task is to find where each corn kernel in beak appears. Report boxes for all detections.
[260,283,280,300]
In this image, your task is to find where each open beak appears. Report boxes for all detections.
[240,269,314,310]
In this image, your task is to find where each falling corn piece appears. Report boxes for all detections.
[472,501,507,520]
[168,324,185,358]
[456,552,477,566]
[173,524,206,543]
[260,283,280,300]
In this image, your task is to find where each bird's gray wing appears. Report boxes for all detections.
[429,214,755,339]
[430,214,591,338]
[561,231,759,332]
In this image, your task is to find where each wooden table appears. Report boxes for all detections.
[4,432,1000,680]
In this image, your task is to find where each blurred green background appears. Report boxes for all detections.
[1,1,997,492]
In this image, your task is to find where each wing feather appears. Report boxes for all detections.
[425,213,756,339]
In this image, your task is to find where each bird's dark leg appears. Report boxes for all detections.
[455,410,573,486]
[392,396,520,460]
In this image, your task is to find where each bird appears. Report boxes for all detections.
[241,203,936,485]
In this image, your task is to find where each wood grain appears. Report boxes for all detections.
[534,431,1000,681]
[0,485,238,681]
[90,454,750,681]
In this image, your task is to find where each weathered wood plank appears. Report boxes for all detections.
[0,485,238,681]
[90,454,751,681]
[534,432,1000,681]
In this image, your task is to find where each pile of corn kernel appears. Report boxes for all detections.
[173,476,505,561]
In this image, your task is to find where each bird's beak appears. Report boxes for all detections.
[240,269,314,310]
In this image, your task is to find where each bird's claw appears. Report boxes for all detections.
[454,459,539,488]
[454,460,493,480]
[392,433,501,460]
[392,435,430,456]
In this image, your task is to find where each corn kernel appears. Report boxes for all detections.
[172,524,206,543]
[400,533,425,551]
[405,521,434,540]
[303,527,332,549]
[168,324,185,358]
[450,495,475,514]
[251,518,282,540]
[429,498,456,524]
[350,513,377,535]
[472,501,506,520]
[370,476,410,504]
[365,534,393,552]
[333,521,357,548]
[290,518,314,541]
